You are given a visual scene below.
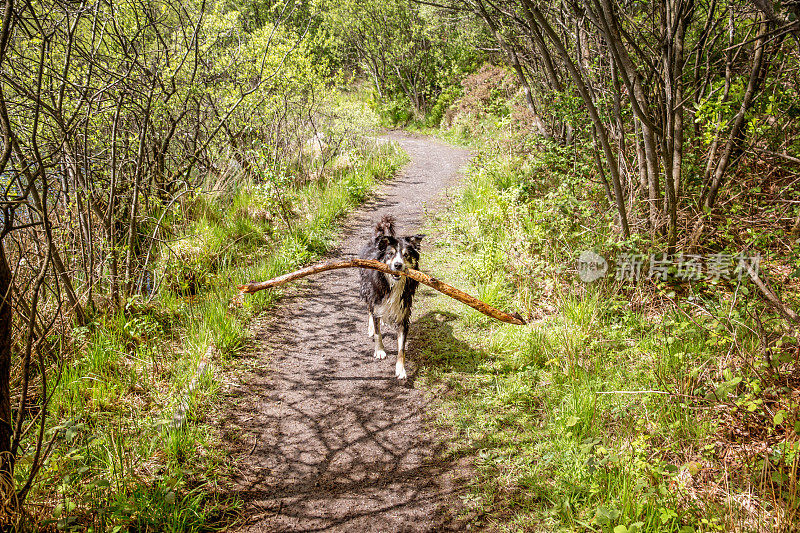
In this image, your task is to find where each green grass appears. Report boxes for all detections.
[413,141,796,532]
[17,136,407,531]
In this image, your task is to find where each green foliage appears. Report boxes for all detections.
[320,0,484,123]
[373,94,416,126]
[426,85,463,127]
[694,79,743,145]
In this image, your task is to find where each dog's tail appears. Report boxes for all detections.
[373,214,396,237]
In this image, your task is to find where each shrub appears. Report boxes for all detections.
[454,64,516,120]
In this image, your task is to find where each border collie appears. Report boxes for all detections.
[359,215,424,380]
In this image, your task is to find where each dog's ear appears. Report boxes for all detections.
[376,235,391,250]
[406,234,425,247]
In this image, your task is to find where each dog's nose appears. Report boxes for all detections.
[393,262,404,271]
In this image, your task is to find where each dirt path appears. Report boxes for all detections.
[222,131,473,532]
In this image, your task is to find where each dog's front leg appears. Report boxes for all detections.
[373,316,387,359]
[367,311,375,338]
[395,322,408,379]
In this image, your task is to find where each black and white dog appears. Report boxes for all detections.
[358,215,424,380]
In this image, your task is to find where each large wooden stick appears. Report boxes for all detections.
[238,258,527,325]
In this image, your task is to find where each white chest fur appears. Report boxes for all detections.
[373,276,407,325]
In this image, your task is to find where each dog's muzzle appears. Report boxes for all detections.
[391,264,404,280]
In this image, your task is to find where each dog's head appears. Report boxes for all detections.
[376,234,424,280]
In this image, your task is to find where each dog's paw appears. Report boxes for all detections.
[395,362,407,380]
[374,349,387,360]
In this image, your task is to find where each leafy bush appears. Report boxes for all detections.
[373,94,415,126]
[426,85,462,127]
[160,221,224,296]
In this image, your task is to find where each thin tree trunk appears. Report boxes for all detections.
[27,183,86,325]
[0,241,12,498]
[703,17,766,210]
[633,117,652,226]
[642,117,661,228]
[0,0,15,499]
[528,19,561,92]
[661,0,691,252]
[702,5,733,189]
[109,96,122,307]
[592,126,616,205]
[125,85,155,295]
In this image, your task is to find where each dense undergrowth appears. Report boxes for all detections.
[15,94,406,532]
[412,68,800,532]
